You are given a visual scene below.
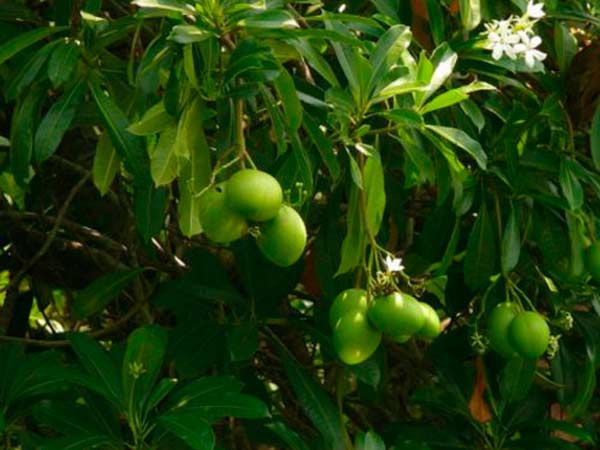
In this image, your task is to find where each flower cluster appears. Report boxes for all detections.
[482,1,547,68]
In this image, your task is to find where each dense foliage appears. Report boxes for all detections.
[0,0,599,449]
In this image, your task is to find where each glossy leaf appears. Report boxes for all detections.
[591,103,600,170]
[501,207,520,274]
[560,159,584,210]
[92,132,121,196]
[458,0,481,31]
[364,152,386,235]
[464,202,497,290]
[33,78,86,163]
[0,26,67,65]
[47,39,79,88]
[500,358,537,403]
[67,333,123,407]
[122,325,168,416]
[9,84,45,184]
[72,269,143,320]
[426,125,487,170]
[281,353,346,450]
[157,412,214,450]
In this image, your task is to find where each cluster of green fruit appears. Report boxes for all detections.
[487,303,550,359]
[198,169,307,267]
[329,289,442,365]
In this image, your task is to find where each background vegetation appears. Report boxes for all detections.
[0,0,599,449]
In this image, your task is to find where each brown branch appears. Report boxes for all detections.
[0,210,127,253]
[0,292,148,347]
[1,173,91,294]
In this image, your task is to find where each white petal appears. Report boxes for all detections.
[532,49,547,61]
[530,35,542,48]
[492,46,503,60]
[513,43,527,54]
[505,46,518,59]
[524,51,535,68]
[506,33,521,44]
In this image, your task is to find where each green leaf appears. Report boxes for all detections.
[420,82,494,114]
[364,152,386,236]
[9,84,45,184]
[145,378,178,413]
[176,392,270,421]
[500,358,537,403]
[0,26,67,66]
[132,0,195,15]
[460,99,485,133]
[355,430,386,450]
[281,353,346,450]
[238,10,299,29]
[554,22,577,73]
[157,412,214,450]
[464,202,497,290]
[47,39,80,88]
[291,39,339,87]
[273,67,302,132]
[303,115,340,181]
[92,132,121,196]
[425,125,487,170]
[5,41,58,101]
[122,325,168,417]
[67,333,123,408]
[420,44,457,104]
[336,182,365,276]
[73,269,143,320]
[265,421,311,450]
[560,159,584,210]
[426,0,445,45]
[568,358,596,419]
[134,182,167,241]
[89,75,150,183]
[501,208,520,274]
[381,108,424,127]
[167,376,243,410]
[36,435,115,450]
[458,0,481,31]
[368,24,411,96]
[168,25,215,44]
[127,102,175,136]
[33,78,86,163]
[151,124,179,186]
[591,103,600,171]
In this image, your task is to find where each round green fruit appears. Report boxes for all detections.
[367,292,425,336]
[508,311,550,359]
[256,205,307,267]
[329,289,368,330]
[225,169,283,222]
[487,302,520,358]
[416,302,441,340]
[333,311,382,365]
[199,183,248,244]
[585,241,600,282]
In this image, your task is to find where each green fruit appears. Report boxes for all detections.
[508,311,550,359]
[391,335,411,344]
[225,169,283,222]
[416,302,441,340]
[333,311,382,365]
[199,183,248,244]
[256,205,306,267]
[329,289,368,330]
[487,302,520,358]
[367,292,425,336]
[585,241,600,282]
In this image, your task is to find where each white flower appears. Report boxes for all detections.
[514,32,547,67]
[525,1,545,19]
[484,19,513,35]
[384,255,404,273]
[487,29,521,60]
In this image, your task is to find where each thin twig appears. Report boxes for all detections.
[1,173,91,294]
